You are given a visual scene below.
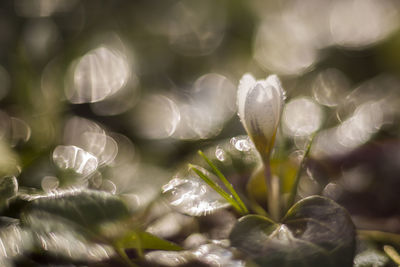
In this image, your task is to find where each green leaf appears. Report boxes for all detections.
[189,165,243,214]
[118,231,182,251]
[23,208,117,263]
[287,132,316,210]
[33,228,115,262]
[229,196,356,267]
[383,245,400,266]
[25,189,130,229]
[0,220,33,263]
[198,150,248,214]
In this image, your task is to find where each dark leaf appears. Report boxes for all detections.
[1,195,30,218]
[32,229,115,262]
[229,196,356,267]
[22,208,116,263]
[25,189,130,229]
[0,220,33,264]
[145,243,242,266]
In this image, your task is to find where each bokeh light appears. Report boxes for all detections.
[282,97,323,137]
[133,94,180,139]
[22,18,59,61]
[0,112,31,148]
[172,73,236,140]
[253,0,400,76]
[312,69,350,107]
[254,16,318,76]
[65,45,131,104]
[166,0,226,56]
[41,175,59,192]
[52,145,98,176]
[133,73,236,140]
[330,0,400,48]
[14,0,78,17]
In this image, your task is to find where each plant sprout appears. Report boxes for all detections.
[237,73,285,220]
[190,73,308,221]
[185,73,356,266]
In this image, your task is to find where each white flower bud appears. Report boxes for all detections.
[237,73,285,159]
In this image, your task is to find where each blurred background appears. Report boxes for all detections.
[2,0,400,264]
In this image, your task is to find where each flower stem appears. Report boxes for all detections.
[263,157,280,221]
[358,230,400,244]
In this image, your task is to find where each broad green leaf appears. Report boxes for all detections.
[32,229,115,262]
[145,243,244,267]
[118,231,182,251]
[0,221,33,263]
[229,196,355,267]
[25,189,130,229]
[23,209,116,263]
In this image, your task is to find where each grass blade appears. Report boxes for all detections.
[189,164,244,215]
[197,150,249,214]
[384,245,400,265]
[287,133,316,210]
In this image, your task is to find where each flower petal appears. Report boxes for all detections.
[237,73,256,131]
[237,74,285,158]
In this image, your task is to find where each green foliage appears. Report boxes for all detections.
[24,189,130,230]
[0,188,184,265]
[116,231,182,251]
[230,196,356,267]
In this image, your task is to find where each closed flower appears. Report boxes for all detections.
[237,73,285,161]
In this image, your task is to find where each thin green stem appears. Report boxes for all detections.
[189,165,245,215]
[197,150,249,214]
[384,245,400,266]
[358,230,400,245]
[287,133,316,210]
[263,157,280,221]
[114,245,138,267]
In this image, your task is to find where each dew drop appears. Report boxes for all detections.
[230,136,253,152]
[215,146,226,161]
